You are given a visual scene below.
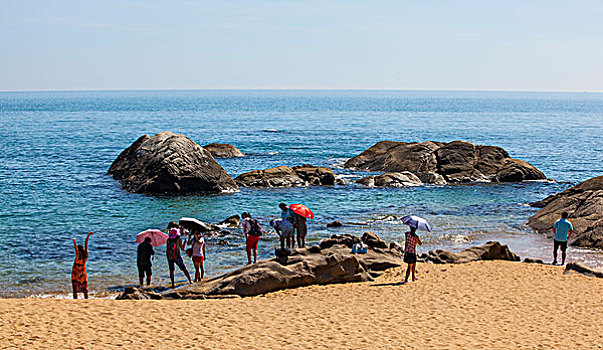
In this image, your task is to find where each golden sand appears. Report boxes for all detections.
[1,261,602,349]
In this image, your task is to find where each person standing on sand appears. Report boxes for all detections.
[403,227,422,283]
[242,212,262,264]
[166,227,192,288]
[552,212,574,265]
[137,237,154,287]
[71,231,93,299]
[187,230,206,282]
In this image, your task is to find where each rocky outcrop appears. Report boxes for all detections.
[217,214,241,228]
[421,241,520,264]
[357,172,422,187]
[564,262,603,278]
[326,221,343,228]
[345,140,546,184]
[203,143,244,158]
[108,132,238,194]
[163,233,404,298]
[235,165,335,187]
[527,176,603,250]
[116,287,162,300]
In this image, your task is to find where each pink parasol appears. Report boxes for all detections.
[136,229,169,247]
[289,203,314,219]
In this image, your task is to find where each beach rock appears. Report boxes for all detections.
[425,241,520,264]
[117,287,163,300]
[563,262,603,278]
[357,172,422,187]
[217,214,241,228]
[235,165,335,187]
[202,143,245,158]
[345,140,546,183]
[166,233,404,298]
[523,258,545,264]
[361,231,388,249]
[327,221,343,228]
[527,176,603,250]
[108,132,238,194]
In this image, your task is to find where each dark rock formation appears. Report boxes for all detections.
[217,214,241,228]
[563,262,603,278]
[108,132,238,194]
[203,143,245,158]
[345,140,546,183]
[235,164,335,187]
[423,241,520,264]
[116,287,163,300]
[523,258,545,264]
[527,176,603,250]
[327,221,343,228]
[357,172,422,187]
[163,233,404,298]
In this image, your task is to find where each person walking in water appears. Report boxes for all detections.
[71,231,93,299]
[242,212,262,264]
[166,227,192,288]
[137,236,154,287]
[403,227,422,283]
[187,230,206,282]
[552,212,574,265]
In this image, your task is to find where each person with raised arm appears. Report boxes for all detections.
[71,231,93,299]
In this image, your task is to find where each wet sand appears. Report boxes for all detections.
[1,261,602,349]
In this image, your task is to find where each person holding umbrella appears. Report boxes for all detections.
[289,203,314,248]
[401,215,431,283]
[136,229,169,287]
[137,237,155,287]
[166,227,192,288]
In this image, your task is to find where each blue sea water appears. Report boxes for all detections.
[0,90,602,297]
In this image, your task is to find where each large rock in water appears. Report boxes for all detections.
[345,140,546,183]
[203,143,244,158]
[235,164,335,187]
[527,176,603,250]
[165,233,404,298]
[107,132,238,194]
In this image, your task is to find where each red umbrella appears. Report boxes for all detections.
[136,229,169,247]
[289,203,314,219]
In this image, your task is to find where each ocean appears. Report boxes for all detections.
[1,90,602,297]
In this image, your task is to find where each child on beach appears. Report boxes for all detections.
[71,231,93,299]
[403,227,422,283]
[188,230,206,282]
[242,212,262,264]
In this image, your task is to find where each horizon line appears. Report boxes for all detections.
[1,87,602,94]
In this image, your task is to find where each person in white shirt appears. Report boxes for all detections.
[188,230,206,282]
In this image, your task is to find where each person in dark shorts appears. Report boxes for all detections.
[294,212,308,248]
[166,227,192,288]
[403,227,422,283]
[552,212,574,265]
[137,237,154,287]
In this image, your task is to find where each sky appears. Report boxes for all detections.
[1,0,602,92]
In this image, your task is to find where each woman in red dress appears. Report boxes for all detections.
[71,231,93,299]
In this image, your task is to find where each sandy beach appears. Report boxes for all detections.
[1,261,602,350]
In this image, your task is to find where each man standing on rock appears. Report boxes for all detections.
[552,212,574,265]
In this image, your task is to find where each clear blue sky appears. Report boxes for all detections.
[1,0,602,91]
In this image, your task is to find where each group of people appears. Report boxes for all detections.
[243,202,308,265]
[71,211,575,298]
[136,221,207,289]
